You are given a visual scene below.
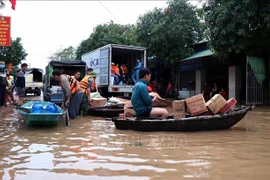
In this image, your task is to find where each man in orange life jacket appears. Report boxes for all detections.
[52,69,83,119]
[79,68,98,116]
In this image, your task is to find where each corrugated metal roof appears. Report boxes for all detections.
[182,49,213,61]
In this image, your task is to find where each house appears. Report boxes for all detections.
[175,41,253,104]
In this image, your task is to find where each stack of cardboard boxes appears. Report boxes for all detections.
[171,93,237,118]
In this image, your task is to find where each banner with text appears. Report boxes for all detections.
[0,16,11,47]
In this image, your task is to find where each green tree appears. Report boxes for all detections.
[49,46,76,60]
[205,0,270,103]
[0,37,28,66]
[136,0,204,63]
[75,21,139,59]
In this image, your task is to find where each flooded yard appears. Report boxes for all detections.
[0,96,270,179]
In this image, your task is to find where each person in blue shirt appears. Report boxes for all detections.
[131,59,143,84]
[131,68,168,119]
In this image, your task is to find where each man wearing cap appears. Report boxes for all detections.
[79,68,98,116]
[131,68,168,119]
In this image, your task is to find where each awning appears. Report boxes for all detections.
[181,49,214,61]
[177,49,214,71]
[247,56,267,85]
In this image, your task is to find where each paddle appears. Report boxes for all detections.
[64,104,70,126]
[17,107,31,113]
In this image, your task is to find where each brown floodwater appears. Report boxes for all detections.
[0,96,270,180]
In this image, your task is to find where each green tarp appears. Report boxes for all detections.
[246,56,269,86]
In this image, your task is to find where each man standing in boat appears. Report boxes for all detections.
[52,69,83,119]
[131,68,168,119]
[79,68,98,116]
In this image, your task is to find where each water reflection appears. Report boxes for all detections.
[0,105,270,179]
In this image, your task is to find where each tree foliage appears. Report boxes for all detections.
[49,46,76,60]
[205,0,270,103]
[76,21,139,59]
[136,0,204,63]
[205,0,270,58]
[0,37,28,66]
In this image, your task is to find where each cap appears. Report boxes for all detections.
[89,72,97,77]
[111,62,115,65]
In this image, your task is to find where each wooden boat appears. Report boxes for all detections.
[89,105,124,117]
[17,101,65,126]
[111,106,252,132]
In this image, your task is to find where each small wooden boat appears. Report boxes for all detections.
[111,106,252,132]
[17,101,65,126]
[89,105,124,117]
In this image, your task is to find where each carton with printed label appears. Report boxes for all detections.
[186,94,208,116]
[205,94,227,114]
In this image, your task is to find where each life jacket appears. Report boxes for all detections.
[61,74,79,94]
[79,75,91,94]
[111,65,120,76]
[79,75,97,94]
[121,65,128,74]
[147,86,153,92]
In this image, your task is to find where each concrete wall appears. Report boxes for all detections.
[229,66,242,101]
[195,70,206,94]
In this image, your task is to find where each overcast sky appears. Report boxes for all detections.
[1,1,201,71]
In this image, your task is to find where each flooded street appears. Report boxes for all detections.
[0,95,270,179]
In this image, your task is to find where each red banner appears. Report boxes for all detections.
[0,16,11,47]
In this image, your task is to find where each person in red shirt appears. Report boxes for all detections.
[166,82,173,98]
[219,88,228,100]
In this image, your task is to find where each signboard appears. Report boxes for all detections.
[81,49,100,69]
[0,16,11,47]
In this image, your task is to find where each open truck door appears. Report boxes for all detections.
[43,60,87,104]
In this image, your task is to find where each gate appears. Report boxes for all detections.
[246,57,264,104]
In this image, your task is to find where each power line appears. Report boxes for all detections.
[98,0,121,24]
[22,42,72,47]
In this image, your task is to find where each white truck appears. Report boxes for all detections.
[25,68,43,96]
[81,44,147,97]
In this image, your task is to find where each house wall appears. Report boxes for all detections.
[195,70,206,94]
[229,66,242,102]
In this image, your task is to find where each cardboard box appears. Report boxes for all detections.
[172,100,186,112]
[186,94,208,116]
[205,94,227,114]
[173,112,186,119]
[198,108,214,116]
[91,98,107,107]
[220,98,237,113]
[124,103,136,117]
[124,108,136,117]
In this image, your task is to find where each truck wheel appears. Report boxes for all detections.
[37,90,41,96]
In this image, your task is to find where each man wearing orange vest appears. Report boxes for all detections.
[79,68,98,116]
[52,69,83,119]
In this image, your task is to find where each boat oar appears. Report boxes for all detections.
[17,107,31,113]
[65,104,70,126]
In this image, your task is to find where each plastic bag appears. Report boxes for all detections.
[90,92,102,98]
[45,103,58,113]
[32,103,44,113]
